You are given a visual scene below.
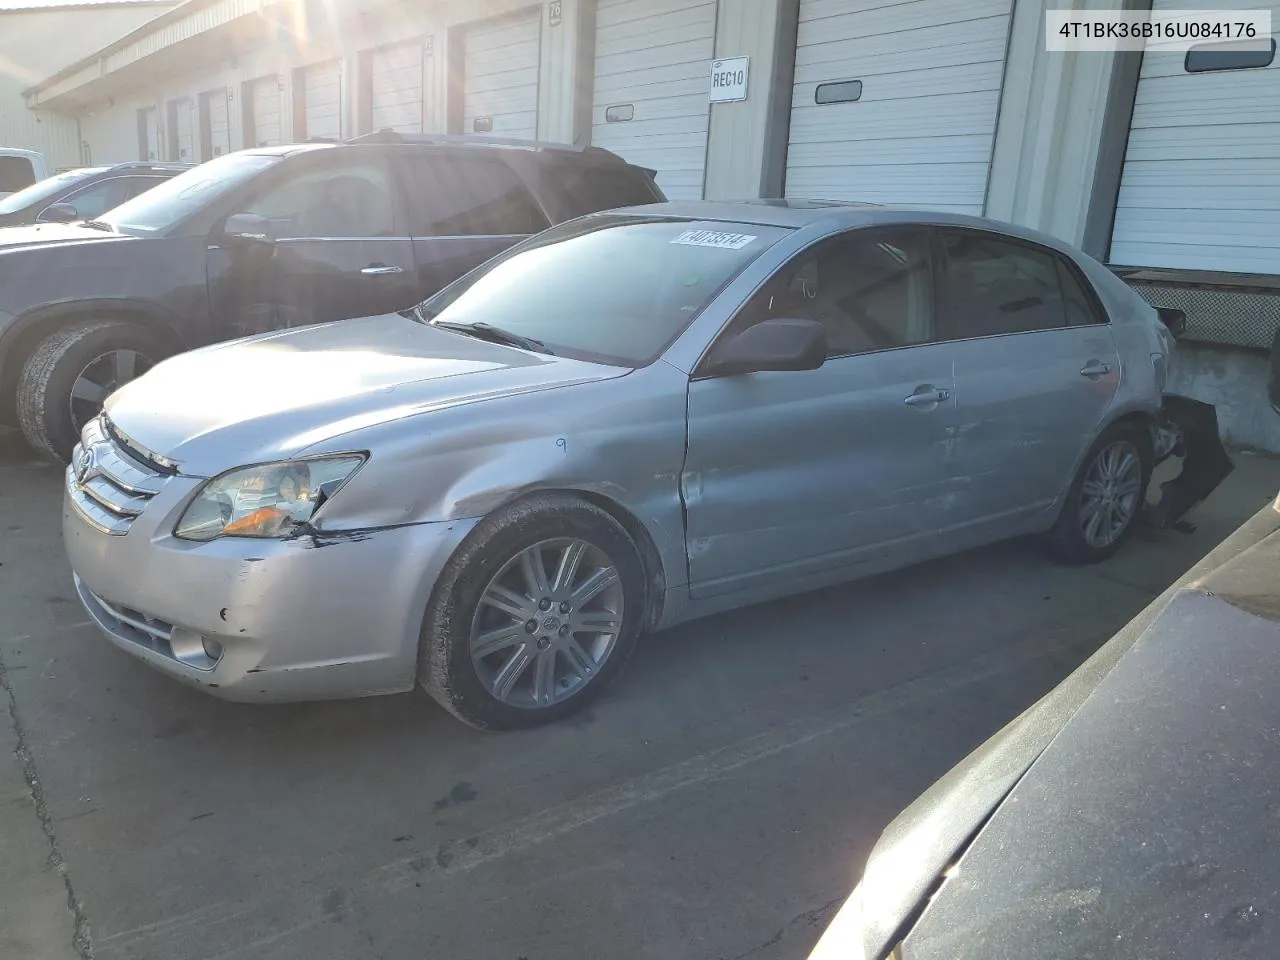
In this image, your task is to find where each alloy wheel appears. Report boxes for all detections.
[469,538,625,709]
[1078,439,1143,549]
[69,349,153,433]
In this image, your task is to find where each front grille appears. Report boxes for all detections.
[66,417,168,535]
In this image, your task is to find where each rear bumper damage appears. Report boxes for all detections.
[1144,394,1235,532]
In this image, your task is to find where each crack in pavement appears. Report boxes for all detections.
[0,647,95,959]
[723,894,846,960]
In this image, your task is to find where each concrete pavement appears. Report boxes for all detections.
[2,423,1278,960]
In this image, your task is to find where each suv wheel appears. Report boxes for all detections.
[17,320,167,462]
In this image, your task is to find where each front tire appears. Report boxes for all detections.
[419,494,647,730]
[17,320,167,463]
[1044,421,1153,564]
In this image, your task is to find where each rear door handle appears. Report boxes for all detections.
[1080,360,1112,377]
[361,264,404,276]
[904,386,950,407]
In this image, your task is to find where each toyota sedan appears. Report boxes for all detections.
[64,200,1180,729]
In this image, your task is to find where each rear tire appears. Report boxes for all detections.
[1044,421,1153,565]
[16,320,167,463]
[419,493,647,731]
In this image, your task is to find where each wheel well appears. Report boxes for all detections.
[0,308,183,424]
[548,489,668,631]
[1107,410,1156,450]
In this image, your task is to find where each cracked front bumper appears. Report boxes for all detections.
[64,473,479,703]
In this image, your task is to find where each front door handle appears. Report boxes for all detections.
[361,264,404,276]
[904,386,950,407]
[1080,360,1112,377]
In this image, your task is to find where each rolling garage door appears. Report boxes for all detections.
[205,89,231,158]
[303,59,343,140]
[140,106,159,161]
[1109,1,1280,274]
[172,98,195,161]
[250,76,283,147]
[463,10,541,138]
[785,0,1014,212]
[370,41,423,133]
[591,0,716,200]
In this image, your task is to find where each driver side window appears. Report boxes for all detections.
[720,227,936,359]
[243,159,395,239]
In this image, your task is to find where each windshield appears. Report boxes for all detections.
[420,216,787,366]
[0,168,101,215]
[100,153,279,234]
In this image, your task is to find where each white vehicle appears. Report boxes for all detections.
[0,149,50,199]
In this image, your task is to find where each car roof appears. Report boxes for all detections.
[257,134,648,171]
[601,199,1091,252]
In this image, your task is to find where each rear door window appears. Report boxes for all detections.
[939,230,1069,339]
[402,154,549,237]
[0,155,37,194]
[119,176,170,202]
[544,164,662,218]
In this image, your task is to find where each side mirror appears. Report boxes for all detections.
[223,212,275,242]
[1157,306,1186,339]
[39,202,79,223]
[703,318,828,377]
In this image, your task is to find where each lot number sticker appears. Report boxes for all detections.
[671,229,757,250]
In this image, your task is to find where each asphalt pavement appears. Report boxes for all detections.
[3,423,1278,960]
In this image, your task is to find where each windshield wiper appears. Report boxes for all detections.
[399,302,437,324]
[79,220,115,232]
[432,320,552,355]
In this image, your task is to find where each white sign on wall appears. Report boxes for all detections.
[709,57,749,103]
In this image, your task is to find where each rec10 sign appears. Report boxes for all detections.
[709,56,749,103]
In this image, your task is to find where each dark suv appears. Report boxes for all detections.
[0,162,191,228]
[0,134,663,461]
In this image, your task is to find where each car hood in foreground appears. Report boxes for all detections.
[825,502,1280,960]
[104,313,627,476]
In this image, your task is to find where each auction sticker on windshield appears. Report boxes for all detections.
[671,229,757,250]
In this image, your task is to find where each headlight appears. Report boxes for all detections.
[174,456,365,541]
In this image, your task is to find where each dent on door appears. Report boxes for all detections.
[682,346,961,599]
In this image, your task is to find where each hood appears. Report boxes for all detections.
[826,502,1280,960]
[104,312,627,476]
[0,221,131,253]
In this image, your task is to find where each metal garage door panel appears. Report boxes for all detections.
[252,77,283,147]
[143,107,159,160]
[1109,0,1280,274]
[175,99,195,161]
[206,90,230,157]
[371,41,423,134]
[591,0,715,200]
[304,60,342,140]
[786,0,1013,213]
[463,10,541,139]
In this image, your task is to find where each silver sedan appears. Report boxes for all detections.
[63,200,1176,729]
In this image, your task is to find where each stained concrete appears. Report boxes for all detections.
[2,424,1278,960]
[1168,341,1280,455]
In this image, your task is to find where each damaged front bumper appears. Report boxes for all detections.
[1144,394,1235,531]
[63,469,479,702]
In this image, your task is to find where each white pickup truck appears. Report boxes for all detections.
[0,149,50,199]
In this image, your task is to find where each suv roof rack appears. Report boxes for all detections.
[344,129,626,163]
[107,160,194,172]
